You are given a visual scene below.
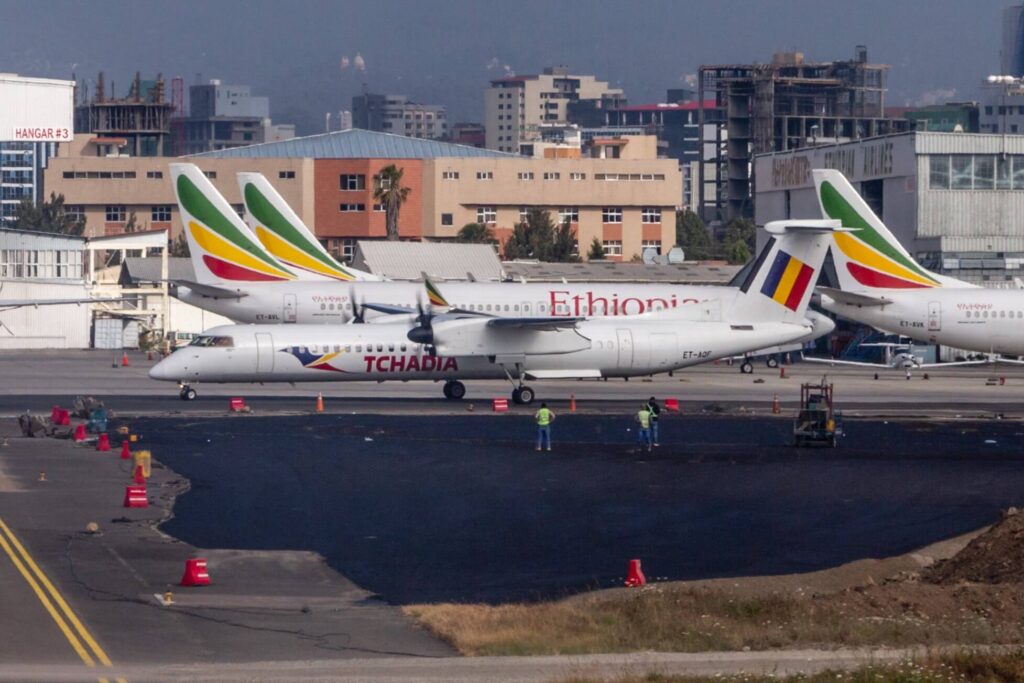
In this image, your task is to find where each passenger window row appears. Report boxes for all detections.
[965,310,1023,318]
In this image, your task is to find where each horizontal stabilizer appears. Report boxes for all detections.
[817,286,891,306]
[0,296,128,310]
[763,219,845,234]
[171,280,249,299]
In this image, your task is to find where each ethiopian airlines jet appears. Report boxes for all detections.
[170,163,833,352]
[814,169,1024,357]
[151,218,843,402]
[237,171,379,282]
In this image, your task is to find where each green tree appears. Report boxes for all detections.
[720,217,756,264]
[455,222,495,244]
[373,164,412,241]
[676,209,712,261]
[586,236,605,261]
[169,232,190,257]
[551,219,579,262]
[502,209,580,262]
[12,193,85,236]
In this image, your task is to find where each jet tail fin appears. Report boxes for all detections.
[728,220,843,324]
[812,169,973,290]
[171,163,296,284]
[237,172,380,282]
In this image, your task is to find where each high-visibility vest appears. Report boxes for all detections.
[637,409,651,429]
[536,408,553,426]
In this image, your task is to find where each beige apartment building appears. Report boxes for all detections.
[44,129,679,261]
[485,66,625,152]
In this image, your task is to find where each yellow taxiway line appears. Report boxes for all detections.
[0,517,125,683]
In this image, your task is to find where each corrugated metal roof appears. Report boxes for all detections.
[352,242,506,281]
[502,260,741,285]
[191,128,514,160]
[119,257,195,285]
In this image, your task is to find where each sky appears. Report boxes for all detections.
[0,0,1014,135]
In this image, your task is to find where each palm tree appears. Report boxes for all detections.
[373,164,412,241]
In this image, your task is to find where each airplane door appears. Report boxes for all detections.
[255,333,274,374]
[927,301,941,331]
[283,294,297,323]
[616,329,634,368]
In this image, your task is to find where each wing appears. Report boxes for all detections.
[0,297,128,311]
[801,355,889,368]
[817,287,893,306]
[485,317,584,331]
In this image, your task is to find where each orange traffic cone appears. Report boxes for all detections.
[72,424,86,442]
[315,392,324,413]
[96,433,111,451]
[779,366,786,379]
[772,394,781,414]
[569,394,576,412]
[132,464,146,485]
[121,352,130,367]
[181,558,210,586]
[625,559,646,587]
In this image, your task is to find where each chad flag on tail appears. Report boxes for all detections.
[760,251,814,311]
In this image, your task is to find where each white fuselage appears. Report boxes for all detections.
[177,281,738,324]
[150,317,815,385]
[822,288,1024,356]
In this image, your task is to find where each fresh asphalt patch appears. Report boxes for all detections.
[136,413,1024,604]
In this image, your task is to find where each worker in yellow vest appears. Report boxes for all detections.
[636,402,653,452]
[535,402,555,451]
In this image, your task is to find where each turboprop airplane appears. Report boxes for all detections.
[169,163,834,363]
[150,218,844,401]
[814,169,1024,359]
[236,171,379,282]
[803,339,985,378]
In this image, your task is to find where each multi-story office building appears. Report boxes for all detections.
[0,142,56,226]
[74,72,175,158]
[45,129,680,261]
[352,93,447,139]
[181,80,294,154]
[485,66,625,152]
[699,48,911,223]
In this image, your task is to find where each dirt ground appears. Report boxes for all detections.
[407,511,1024,655]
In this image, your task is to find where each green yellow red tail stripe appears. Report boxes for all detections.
[425,279,448,307]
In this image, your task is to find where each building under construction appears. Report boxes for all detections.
[698,47,912,223]
[74,72,175,157]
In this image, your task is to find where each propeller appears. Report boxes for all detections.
[348,285,365,324]
[406,290,437,355]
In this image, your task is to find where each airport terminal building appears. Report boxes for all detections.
[44,129,681,262]
[755,131,1024,285]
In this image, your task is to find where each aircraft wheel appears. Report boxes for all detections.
[180,386,197,401]
[766,356,779,368]
[740,361,754,374]
[444,380,466,400]
[516,386,536,405]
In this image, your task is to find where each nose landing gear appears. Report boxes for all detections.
[179,385,197,401]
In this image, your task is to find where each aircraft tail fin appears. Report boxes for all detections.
[812,169,972,290]
[170,163,296,284]
[728,220,843,324]
[237,172,380,281]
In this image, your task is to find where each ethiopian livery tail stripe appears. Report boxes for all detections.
[238,172,378,282]
[812,169,970,291]
[171,164,296,283]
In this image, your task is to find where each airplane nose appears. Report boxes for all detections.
[149,354,181,381]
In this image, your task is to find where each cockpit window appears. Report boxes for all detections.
[189,335,234,348]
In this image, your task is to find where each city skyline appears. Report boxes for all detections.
[0,0,1015,135]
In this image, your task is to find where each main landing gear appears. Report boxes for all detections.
[179,385,197,401]
[442,380,466,400]
[500,363,536,405]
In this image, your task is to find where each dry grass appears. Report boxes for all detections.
[553,650,1024,683]
[404,585,1018,656]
